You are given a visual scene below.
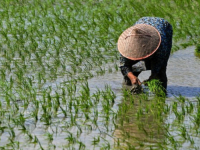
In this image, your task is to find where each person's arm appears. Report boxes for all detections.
[119,54,141,85]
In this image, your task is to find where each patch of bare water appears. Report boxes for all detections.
[167,46,200,97]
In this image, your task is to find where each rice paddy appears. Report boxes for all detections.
[0,0,200,149]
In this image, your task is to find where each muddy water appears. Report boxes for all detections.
[88,46,200,149]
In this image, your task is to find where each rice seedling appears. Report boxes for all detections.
[195,44,200,58]
[145,79,166,97]
[0,0,200,149]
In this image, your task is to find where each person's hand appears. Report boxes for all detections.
[127,72,141,85]
[142,79,149,86]
[127,72,142,94]
[130,83,142,94]
[131,77,141,85]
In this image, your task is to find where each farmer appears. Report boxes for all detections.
[118,17,173,93]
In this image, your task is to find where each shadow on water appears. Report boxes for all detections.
[167,85,200,98]
[167,46,200,98]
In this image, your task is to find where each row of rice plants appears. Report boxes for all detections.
[114,84,200,149]
[0,0,200,149]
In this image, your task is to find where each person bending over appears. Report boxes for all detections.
[118,17,173,92]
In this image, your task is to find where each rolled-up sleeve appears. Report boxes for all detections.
[119,54,138,76]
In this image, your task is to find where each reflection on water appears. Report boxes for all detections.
[113,95,167,149]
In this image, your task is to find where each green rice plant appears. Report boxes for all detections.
[26,132,34,142]
[172,101,178,112]
[195,44,200,58]
[8,125,15,140]
[174,110,184,124]
[40,101,52,126]
[65,131,76,145]
[6,138,20,150]
[92,90,101,105]
[178,125,187,140]
[45,132,53,143]
[34,136,44,150]
[192,105,200,128]
[185,101,194,114]
[188,136,194,145]
[139,93,148,101]
[146,79,166,97]
[77,141,86,150]
[92,113,98,128]
[175,95,187,104]
[1,0,200,149]
[92,136,100,146]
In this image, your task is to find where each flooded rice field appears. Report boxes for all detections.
[1,45,199,149]
[1,1,200,149]
[89,46,200,98]
[88,46,200,149]
[0,45,200,149]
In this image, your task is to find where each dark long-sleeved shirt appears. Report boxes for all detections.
[119,17,173,76]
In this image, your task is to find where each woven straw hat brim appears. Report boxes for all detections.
[118,24,161,60]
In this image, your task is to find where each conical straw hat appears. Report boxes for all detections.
[118,24,161,60]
